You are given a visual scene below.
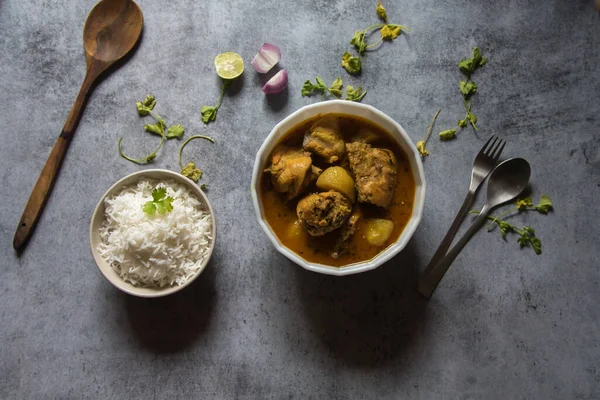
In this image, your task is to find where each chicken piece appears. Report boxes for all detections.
[296,191,352,236]
[346,141,397,208]
[331,207,363,258]
[265,145,314,200]
[303,116,345,164]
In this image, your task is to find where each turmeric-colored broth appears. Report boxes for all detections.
[260,113,416,267]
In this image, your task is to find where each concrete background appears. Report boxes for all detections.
[1,0,599,398]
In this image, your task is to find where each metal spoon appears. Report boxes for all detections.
[13,0,143,252]
[418,158,531,298]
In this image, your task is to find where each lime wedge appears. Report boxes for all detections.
[214,52,244,80]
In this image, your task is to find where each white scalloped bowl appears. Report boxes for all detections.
[90,169,216,297]
[251,100,426,276]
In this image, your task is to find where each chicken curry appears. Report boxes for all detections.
[260,113,415,267]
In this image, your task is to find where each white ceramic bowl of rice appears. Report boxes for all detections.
[89,169,216,297]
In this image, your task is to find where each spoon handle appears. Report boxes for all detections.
[420,189,477,280]
[13,73,95,252]
[418,205,490,298]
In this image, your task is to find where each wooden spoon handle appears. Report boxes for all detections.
[13,73,95,252]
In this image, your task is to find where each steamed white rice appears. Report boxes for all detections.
[98,178,212,288]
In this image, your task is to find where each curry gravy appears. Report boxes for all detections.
[260,113,415,267]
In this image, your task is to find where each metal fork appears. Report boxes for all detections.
[418,136,506,298]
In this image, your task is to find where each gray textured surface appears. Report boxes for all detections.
[1,0,599,398]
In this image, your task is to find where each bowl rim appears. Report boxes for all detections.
[250,100,426,276]
[89,168,216,297]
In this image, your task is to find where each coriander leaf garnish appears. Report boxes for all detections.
[439,128,457,140]
[456,47,487,132]
[342,2,409,75]
[416,108,441,158]
[515,197,533,210]
[470,194,553,255]
[376,1,388,22]
[119,95,186,164]
[345,85,367,102]
[143,188,174,216]
[535,194,553,214]
[350,31,368,54]
[341,52,362,75]
[459,80,478,98]
[178,135,215,183]
[181,162,202,182]
[201,80,231,124]
[301,77,367,102]
[380,24,404,41]
[144,122,164,136]
[166,124,185,139]
[329,78,344,97]
[136,94,157,116]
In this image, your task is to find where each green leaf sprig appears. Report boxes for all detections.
[341,1,409,75]
[178,135,215,183]
[457,47,487,131]
[201,80,231,124]
[470,194,553,255]
[119,95,185,164]
[416,109,441,158]
[301,77,367,102]
[143,187,174,216]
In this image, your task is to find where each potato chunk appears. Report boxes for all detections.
[364,219,394,246]
[316,166,355,202]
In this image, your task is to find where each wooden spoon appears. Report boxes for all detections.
[13,0,143,252]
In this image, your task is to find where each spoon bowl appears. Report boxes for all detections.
[484,158,531,210]
[84,0,143,63]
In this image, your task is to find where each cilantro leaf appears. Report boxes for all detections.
[315,77,326,88]
[143,187,174,216]
[350,30,367,54]
[142,201,156,216]
[439,128,457,140]
[181,161,203,182]
[466,110,478,130]
[458,119,467,128]
[381,24,402,40]
[376,1,388,23]
[201,106,218,124]
[341,52,362,75]
[345,85,367,102]
[301,81,317,96]
[166,124,185,140]
[515,197,533,211]
[416,141,428,157]
[136,101,151,116]
[497,220,514,240]
[301,80,323,96]
[145,122,165,136]
[136,94,157,116]
[535,194,553,214]
[459,47,487,77]
[459,80,478,98]
[329,78,344,97]
[152,187,167,202]
[143,94,157,109]
[200,184,208,191]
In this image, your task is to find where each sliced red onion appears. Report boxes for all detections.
[262,69,288,94]
[251,43,281,73]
